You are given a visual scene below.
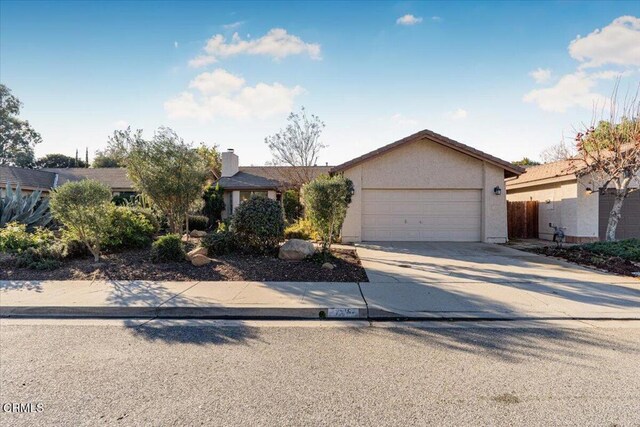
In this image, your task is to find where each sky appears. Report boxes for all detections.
[1,1,639,166]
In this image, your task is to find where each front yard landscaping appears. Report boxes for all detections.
[0,244,367,282]
[530,239,640,277]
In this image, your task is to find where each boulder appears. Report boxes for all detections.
[191,254,212,267]
[279,239,316,260]
[321,262,335,270]
[186,246,208,261]
[190,229,207,238]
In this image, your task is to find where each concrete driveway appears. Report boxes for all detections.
[356,242,640,319]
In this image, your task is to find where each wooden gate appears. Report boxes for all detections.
[507,201,539,239]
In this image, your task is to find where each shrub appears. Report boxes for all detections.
[104,206,155,250]
[60,234,90,259]
[302,175,353,251]
[50,180,113,262]
[129,207,160,234]
[15,243,64,270]
[0,223,54,254]
[188,215,209,231]
[151,234,185,263]
[202,230,236,256]
[580,238,640,262]
[202,184,226,226]
[284,218,320,241]
[0,183,52,229]
[283,189,303,223]
[231,196,285,254]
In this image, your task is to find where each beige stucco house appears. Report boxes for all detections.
[331,130,523,243]
[506,159,640,242]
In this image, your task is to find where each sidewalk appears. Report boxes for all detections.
[1,278,639,320]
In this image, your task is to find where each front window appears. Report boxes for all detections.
[239,191,268,203]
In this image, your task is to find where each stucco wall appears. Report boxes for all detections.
[341,139,509,243]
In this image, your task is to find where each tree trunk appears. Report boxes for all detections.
[605,190,626,241]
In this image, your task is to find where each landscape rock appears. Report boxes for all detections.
[191,254,212,267]
[321,262,335,270]
[189,229,207,238]
[279,239,316,260]
[186,246,208,261]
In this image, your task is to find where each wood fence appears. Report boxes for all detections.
[507,201,539,239]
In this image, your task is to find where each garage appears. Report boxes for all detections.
[362,189,482,241]
[332,129,523,243]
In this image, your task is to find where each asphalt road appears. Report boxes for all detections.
[1,319,639,426]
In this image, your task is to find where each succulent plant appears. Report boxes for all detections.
[1,182,52,229]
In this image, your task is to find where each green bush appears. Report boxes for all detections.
[188,215,209,231]
[283,189,303,223]
[284,218,320,241]
[104,206,155,250]
[15,243,64,270]
[129,207,160,234]
[202,184,226,226]
[231,196,285,254]
[580,239,640,262]
[50,180,113,262]
[0,223,55,254]
[302,175,353,251]
[151,234,185,263]
[202,230,236,256]
[60,234,90,259]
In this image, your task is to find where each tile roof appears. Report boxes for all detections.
[330,129,525,178]
[44,168,134,189]
[506,159,584,187]
[0,166,57,190]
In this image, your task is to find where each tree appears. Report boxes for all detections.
[302,175,353,252]
[574,87,640,241]
[265,106,326,187]
[50,180,113,262]
[282,189,303,223]
[202,183,225,226]
[195,143,222,181]
[93,127,144,168]
[512,157,541,167]
[36,153,87,168]
[127,127,208,234]
[540,140,575,163]
[0,84,41,167]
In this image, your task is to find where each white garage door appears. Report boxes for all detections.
[362,189,482,241]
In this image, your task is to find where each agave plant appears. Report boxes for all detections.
[1,182,52,229]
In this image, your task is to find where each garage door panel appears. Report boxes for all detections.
[362,189,482,241]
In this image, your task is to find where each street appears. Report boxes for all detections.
[1,319,639,426]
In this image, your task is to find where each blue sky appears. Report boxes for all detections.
[1,1,639,166]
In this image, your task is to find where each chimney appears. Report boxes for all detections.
[221,148,239,177]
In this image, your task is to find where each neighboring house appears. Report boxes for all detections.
[506,159,640,242]
[332,129,523,243]
[0,166,135,197]
[216,149,332,218]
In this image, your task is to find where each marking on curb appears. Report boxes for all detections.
[327,308,360,318]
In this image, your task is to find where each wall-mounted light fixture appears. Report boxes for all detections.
[493,186,502,195]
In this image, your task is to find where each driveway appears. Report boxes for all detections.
[356,242,640,319]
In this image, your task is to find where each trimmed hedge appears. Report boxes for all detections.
[202,230,236,256]
[151,234,185,263]
[231,196,284,254]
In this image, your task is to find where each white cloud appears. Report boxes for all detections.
[113,120,129,130]
[396,14,423,26]
[431,16,442,22]
[188,69,246,94]
[391,113,418,126]
[165,68,303,120]
[174,41,179,48]
[569,16,640,68]
[223,21,244,30]
[529,68,552,84]
[447,108,468,120]
[188,28,321,67]
[523,71,609,112]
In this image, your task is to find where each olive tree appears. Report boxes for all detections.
[575,87,639,241]
[127,127,208,234]
[302,175,353,252]
[50,180,113,262]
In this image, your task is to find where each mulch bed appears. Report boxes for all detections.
[529,246,640,277]
[0,247,369,282]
